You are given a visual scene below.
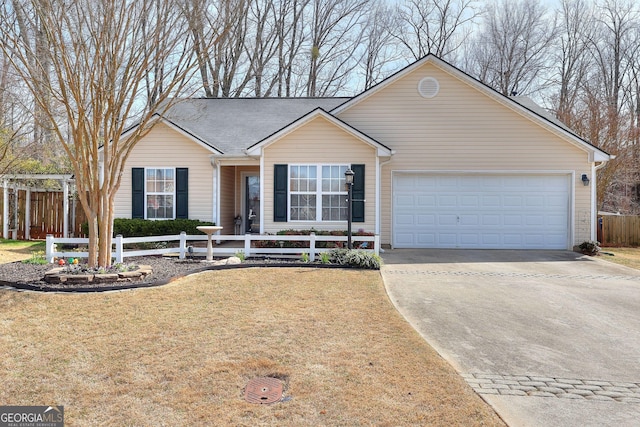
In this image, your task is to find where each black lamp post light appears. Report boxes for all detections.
[344,167,354,249]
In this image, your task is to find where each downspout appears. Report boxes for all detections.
[591,161,608,241]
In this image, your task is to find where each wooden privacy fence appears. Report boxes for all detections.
[0,188,87,239]
[599,215,640,247]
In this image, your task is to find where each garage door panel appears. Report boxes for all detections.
[417,195,436,207]
[439,215,458,226]
[481,234,500,245]
[526,195,545,207]
[459,233,480,245]
[393,174,570,249]
[482,195,501,208]
[416,214,435,225]
[459,214,479,226]
[395,213,415,225]
[438,195,457,207]
[482,215,500,226]
[503,215,522,226]
[525,215,545,226]
[461,195,480,207]
[504,196,523,207]
[416,233,436,245]
[395,195,414,208]
[438,233,457,245]
[547,214,567,226]
[395,233,415,245]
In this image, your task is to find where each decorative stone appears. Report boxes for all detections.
[93,273,119,283]
[63,275,93,283]
[225,256,242,265]
[118,271,142,279]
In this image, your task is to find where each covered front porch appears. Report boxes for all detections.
[216,162,260,235]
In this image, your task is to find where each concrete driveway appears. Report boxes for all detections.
[380,249,640,427]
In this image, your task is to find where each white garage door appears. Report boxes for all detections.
[393,174,570,249]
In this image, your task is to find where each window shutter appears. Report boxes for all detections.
[176,168,188,219]
[132,168,144,219]
[274,164,288,222]
[351,164,365,223]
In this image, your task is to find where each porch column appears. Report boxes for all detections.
[12,184,18,239]
[63,180,69,238]
[210,156,219,225]
[2,181,8,239]
[25,188,31,240]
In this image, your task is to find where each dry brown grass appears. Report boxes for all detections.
[600,247,640,271]
[0,268,504,426]
[0,239,45,263]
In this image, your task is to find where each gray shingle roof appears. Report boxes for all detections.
[161,98,349,155]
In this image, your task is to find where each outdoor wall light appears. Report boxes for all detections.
[581,174,590,186]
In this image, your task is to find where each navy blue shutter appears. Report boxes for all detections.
[274,165,288,222]
[132,168,144,219]
[351,164,365,222]
[175,168,188,219]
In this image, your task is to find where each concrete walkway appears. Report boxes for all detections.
[380,249,640,427]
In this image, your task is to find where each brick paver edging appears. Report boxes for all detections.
[463,373,640,402]
[384,270,640,282]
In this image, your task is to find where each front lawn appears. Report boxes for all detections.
[0,268,504,426]
[0,238,45,264]
[600,247,640,271]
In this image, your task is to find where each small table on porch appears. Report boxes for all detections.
[196,226,223,261]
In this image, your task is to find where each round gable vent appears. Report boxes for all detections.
[418,77,439,99]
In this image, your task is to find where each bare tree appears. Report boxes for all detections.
[468,0,558,97]
[306,0,369,97]
[9,0,54,159]
[580,0,640,212]
[275,0,310,96]
[360,3,401,90]
[182,0,249,98]
[552,0,594,125]
[0,0,206,266]
[393,0,479,61]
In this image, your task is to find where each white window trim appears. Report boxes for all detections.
[144,167,176,220]
[289,164,349,222]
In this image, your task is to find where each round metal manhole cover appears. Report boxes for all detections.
[244,377,283,404]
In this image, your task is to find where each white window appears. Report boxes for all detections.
[146,168,175,219]
[290,165,348,221]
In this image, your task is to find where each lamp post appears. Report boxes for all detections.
[344,168,354,249]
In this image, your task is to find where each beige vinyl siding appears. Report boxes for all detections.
[115,123,215,222]
[262,116,377,234]
[337,62,593,246]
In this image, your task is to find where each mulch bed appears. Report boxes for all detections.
[0,256,350,292]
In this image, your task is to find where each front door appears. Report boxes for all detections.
[245,175,260,233]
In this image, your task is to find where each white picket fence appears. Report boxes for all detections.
[46,232,380,264]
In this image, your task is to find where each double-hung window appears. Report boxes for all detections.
[146,168,175,219]
[289,164,348,221]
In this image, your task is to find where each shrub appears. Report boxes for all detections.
[579,240,601,256]
[253,229,375,249]
[83,218,216,237]
[328,248,382,269]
